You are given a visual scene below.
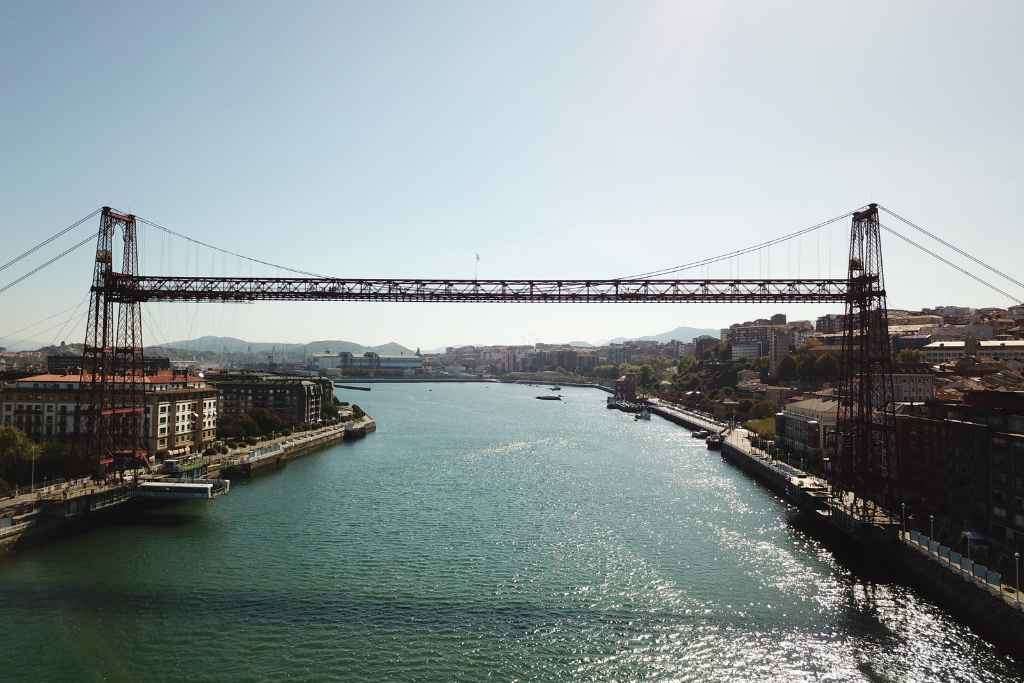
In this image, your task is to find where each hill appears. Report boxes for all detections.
[606,325,720,345]
[161,335,414,357]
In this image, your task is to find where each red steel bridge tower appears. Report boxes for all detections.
[76,207,147,475]
[835,203,897,515]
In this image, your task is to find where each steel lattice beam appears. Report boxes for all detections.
[106,275,850,304]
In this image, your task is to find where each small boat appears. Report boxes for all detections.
[606,396,618,409]
[635,405,651,421]
[549,386,562,391]
[692,430,710,438]
[536,395,562,401]
[706,434,723,450]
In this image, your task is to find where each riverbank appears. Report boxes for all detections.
[0,411,376,554]
[637,395,1024,657]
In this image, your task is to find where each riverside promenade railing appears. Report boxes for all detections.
[903,530,1023,611]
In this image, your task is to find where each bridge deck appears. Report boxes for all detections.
[108,275,850,304]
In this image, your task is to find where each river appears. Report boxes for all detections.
[1,383,1021,681]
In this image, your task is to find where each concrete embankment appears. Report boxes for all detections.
[1,414,377,553]
[641,399,1024,656]
[217,417,375,479]
[1,479,201,553]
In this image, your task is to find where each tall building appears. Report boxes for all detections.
[726,325,792,371]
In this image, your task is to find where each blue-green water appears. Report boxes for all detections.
[1,383,1021,681]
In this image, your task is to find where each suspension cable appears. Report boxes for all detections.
[0,208,101,275]
[0,296,89,345]
[137,217,330,278]
[618,210,855,280]
[880,223,1022,304]
[880,205,1024,292]
[0,232,98,296]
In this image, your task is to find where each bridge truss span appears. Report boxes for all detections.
[108,275,850,304]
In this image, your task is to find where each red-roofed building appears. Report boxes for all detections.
[0,370,218,458]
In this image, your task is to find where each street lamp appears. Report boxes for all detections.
[901,502,907,538]
[929,514,935,542]
[1016,552,1020,606]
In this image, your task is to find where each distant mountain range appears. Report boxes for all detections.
[606,325,720,345]
[160,335,415,357]
[0,338,50,352]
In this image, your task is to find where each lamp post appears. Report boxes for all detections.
[1016,552,1020,605]
[901,502,907,539]
[929,514,934,542]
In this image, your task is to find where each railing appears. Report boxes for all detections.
[0,519,35,540]
[904,530,1023,610]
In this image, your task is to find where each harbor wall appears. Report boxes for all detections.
[649,401,1024,657]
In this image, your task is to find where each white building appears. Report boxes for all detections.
[922,340,1024,364]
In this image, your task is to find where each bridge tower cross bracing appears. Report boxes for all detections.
[835,203,897,517]
[76,207,147,476]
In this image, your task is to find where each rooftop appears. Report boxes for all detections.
[924,340,1024,349]
[13,371,194,385]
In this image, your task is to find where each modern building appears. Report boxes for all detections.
[608,344,632,365]
[337,352,422,376]
[211,374,330,427]
[815,314,845,333]
[725,324,792,371]
[693,335,719,360]
[731,342,761,362]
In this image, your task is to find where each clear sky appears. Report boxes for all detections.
[2,1,1022,350]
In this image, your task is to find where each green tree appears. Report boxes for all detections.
[718,364,739,388]
[0,426,41,488]
[322,398,341,421]
[816,352,839,380]
[897,349,924,364]
[796,353,818,383]
[638,365,656,389]
[750,400,776,419]
[776,355,797,382]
